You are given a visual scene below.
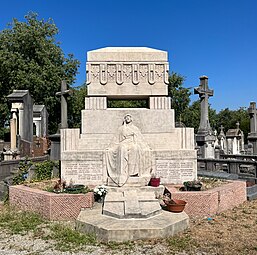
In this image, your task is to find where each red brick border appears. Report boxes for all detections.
[166,180,247,218]
[9,185,94,220]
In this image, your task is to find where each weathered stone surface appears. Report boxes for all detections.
[86,47,169,97]
[103,189,162,219]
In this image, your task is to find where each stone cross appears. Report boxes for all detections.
[220,125,225,136]
[56,80,71,129]
[248,102,257,133]
[194,76,214,132]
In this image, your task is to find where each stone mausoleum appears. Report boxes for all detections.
[61,47,197,186]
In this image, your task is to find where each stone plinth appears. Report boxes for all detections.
[76,205,189,242]
[103,189,162,219]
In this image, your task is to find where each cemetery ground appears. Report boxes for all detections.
[0,198,256,255]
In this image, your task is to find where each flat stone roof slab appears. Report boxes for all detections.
[87,47,167,62]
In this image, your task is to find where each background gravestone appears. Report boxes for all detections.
[194,76,216,158]
[248,102,257,155]
[7,90,33,157]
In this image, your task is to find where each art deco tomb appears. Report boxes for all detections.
[61,47,197,186]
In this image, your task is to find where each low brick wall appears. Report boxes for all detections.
[9,185,94,220]
[166,180,247,218]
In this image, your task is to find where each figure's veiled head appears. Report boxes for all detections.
[123,114,132,124]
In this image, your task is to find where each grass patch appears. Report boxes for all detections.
[45,223,97,251]
[167,235,194,252]
[0,206,97,252]
[0,207,45,234]
[105,240,134,250]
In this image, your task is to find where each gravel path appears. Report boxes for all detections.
[0,230,172,255]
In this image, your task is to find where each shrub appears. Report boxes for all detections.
[34,160,59,181]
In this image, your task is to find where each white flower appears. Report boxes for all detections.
[94,185,108,197]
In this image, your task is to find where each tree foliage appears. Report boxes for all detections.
[182,100,217,132]
[68,84,87,128]
[0,12,80,137]
[168,72,191,122]
[182,100,250,139]
[215,107,250,137]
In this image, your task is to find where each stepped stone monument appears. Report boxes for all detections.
[60,47,196,241]
[61,47,197,186]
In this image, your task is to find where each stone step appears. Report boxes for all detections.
[76,206,189,242]
[247,184,257,201]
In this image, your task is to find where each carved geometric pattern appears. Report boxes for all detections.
[123,64,132,82]
[88,63,168,85]
[107,64,116,82]
[155,64,164,82]
[139,64,148,83]
[91,65,100,82]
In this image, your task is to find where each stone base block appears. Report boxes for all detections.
[103,189,162,219]
[247,184,257,200]
[107,176,150,187]
[76,205,189,242]
[106,185,165,199]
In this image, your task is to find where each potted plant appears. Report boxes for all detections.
[162,194,187,213]
[93,185,108,203]
[53,179,67,193]
[149,173,161,187]
[183,179,202,191]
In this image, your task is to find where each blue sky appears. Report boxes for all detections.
[1,0,257,112]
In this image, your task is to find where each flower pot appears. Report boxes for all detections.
[165,199,187,213]
[149,177,160,187]
[94,195,105,203]
[186,185,202,191]
[65,184,85,193]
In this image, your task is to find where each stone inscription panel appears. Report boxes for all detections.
[62,160,103,184]
[62,151,103,161]
[156,159,196,184]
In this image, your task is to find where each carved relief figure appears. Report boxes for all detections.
[106,114,152,186]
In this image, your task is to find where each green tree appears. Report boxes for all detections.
[0,12,80,137]
[68,84,87,128]
[168,72,191,122]
[215,107,249,139]
[182,100,217,132]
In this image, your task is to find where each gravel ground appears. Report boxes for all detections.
[0,199,256,255]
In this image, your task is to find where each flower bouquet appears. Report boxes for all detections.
[93,185,108,202]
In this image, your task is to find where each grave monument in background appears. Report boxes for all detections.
[61,47,197,187]
[5,90,34,158]
[248,101,257,155]
[194,76,216,158]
